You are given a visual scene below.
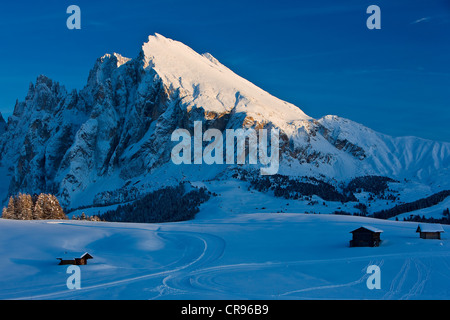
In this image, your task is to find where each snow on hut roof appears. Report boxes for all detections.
[350,226,384,233]
[58,252,93,259]
[416,224,444,233]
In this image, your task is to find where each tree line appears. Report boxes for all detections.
[98,183,211,223]
[400,209,450,224]
[234,170,400,204]
[2,193,67,220]
[247,174,356,203]
[373,190,450,222]
[344,175,398,196]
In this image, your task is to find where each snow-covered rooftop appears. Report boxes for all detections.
[58,251,92,259]
[350,225,383,233]
[416,224,444,233]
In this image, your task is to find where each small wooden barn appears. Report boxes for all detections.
[350,226,383,247]
[416,224,444,239]
[57,252,93,265]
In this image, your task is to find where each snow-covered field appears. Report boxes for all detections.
[1,204,449,300]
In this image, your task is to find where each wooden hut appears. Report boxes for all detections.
[57,252,93,265]
[350,226,383,247]
[416,224,444,239]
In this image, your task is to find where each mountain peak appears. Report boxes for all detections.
[36,74,53,86]
[100,53,131,68]
[86,53,131,87]
[139,33,311,124]
[148,32,168,41]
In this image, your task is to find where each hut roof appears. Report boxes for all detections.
[416,224,444,233]
[350,226,383,234]
[58,252,93,260]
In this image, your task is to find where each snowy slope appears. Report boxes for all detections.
[1,210,449,300]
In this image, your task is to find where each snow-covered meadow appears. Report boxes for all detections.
[1,187,449,300]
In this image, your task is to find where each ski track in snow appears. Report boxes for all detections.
[383,258,412,300]
[155,251,441,300]
[2,217,450,300]
[383,258,432,300]
[11,223,226,300]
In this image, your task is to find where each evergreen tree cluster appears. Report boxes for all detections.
[345,175,398,196]
[1,193,67,220]
[248,174,356,202]
[373,190,450,222]
[353,203,368,216]
[401,212,450,224]
[71,212,102,221]
[233,170,403,204]
[98,184,211,223]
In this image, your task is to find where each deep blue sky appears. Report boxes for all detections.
[0,0,449,141]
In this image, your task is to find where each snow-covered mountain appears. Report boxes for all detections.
[0,33,449,211]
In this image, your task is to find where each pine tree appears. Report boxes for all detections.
[21,194,33,220]
[1,207,7,219]
[2,196,16,219]
[15,193,24,220]
[12,193,22,219]
[11,193,33,220]
[41,194,51,219]
[40,194,66,220]
[48,194,66,219]
[33,193,45,219]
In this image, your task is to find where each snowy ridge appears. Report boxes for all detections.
[318,115,450,180]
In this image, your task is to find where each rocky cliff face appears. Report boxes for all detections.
[0,34,449,209]
[0,113,5,135]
